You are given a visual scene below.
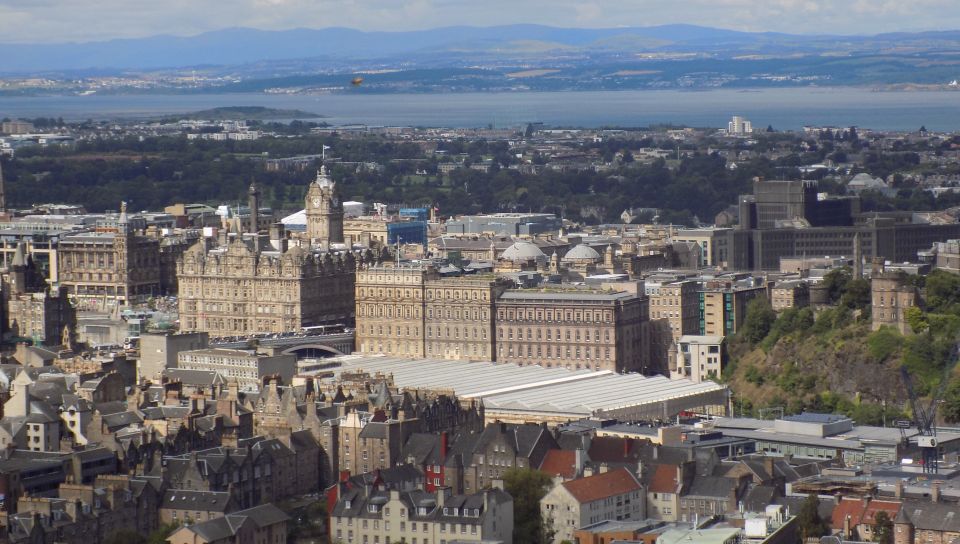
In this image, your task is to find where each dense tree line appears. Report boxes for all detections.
[5,132,960,222]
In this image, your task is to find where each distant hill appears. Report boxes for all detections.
[168,106,323,121]
[3,24,960,73]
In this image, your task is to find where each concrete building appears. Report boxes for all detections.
[138,331,210,383]
[541,467,645,544]
[699,281,767,337]
[727,116,753,135]
[495,289,648,373]
[670,335,725,383]
[675,228,733,268]
[446,212,562,236]
[176,348,297,391]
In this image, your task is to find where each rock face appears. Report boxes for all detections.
[727,322,908,413]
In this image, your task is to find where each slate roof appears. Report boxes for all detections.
[891,500,956,531]
[162,489,234,512]
[683,476,737,500]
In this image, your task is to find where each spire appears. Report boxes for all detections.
[118,201,129,234]
[11,241,26,268]
[247,181,260,251]
[0,156,6,213]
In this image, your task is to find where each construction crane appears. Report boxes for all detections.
[900,342,960,474]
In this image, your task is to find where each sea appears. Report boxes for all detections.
[1,87,959,131]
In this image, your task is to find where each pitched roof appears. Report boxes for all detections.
[895,500,959,532]
[648,464,681,494]
[832,498,901,529]
[161,489,234,512]
[539,449,578,480]
[561,467,642,504]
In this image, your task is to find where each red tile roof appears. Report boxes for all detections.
[831,498,901,529]
[540,449,578,480]
[648,464,680,494]
[562,467,642,504]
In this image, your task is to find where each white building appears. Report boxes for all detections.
[177,348,296,391]
[727,116,753,135]
[670,335,725,383]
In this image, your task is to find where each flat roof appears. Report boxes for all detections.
[326,355,727,419]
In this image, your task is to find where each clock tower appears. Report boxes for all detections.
[305,165,344,247]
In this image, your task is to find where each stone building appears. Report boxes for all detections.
[770,280,809,312]
[57,202,161,304]
[356,263,511,361]
[330,486,513,544]
[647,280,700,371]
[871,260,921,334]
[4,242,76,346]
[540,467,645,544]
[305,165,344,247]
[177,175,358,338]
[495,289,648,372]
[424,275,511,361]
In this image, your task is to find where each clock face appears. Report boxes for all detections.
[312,197,322,208]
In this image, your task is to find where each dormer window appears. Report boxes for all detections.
[345,500,352,509]
[368,504,379,513]
[418,507,427,516]
[443,507,449,515]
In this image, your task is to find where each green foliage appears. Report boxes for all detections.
[104,530,145,544]
[775,362,817,394]
[810,306,852,336]
[741,298,777,346]
[503,468,554,544]
[822,267,853,304]
[874,510,894,544]
[840,278,871,311]
[744,365,765,385]
[940,377,960,424]
[147,522,180,544]
[866,327,903,362]
[760,307,815,351]
[905,307,929,334]
[925,270,960,314]
[797,494,828,542]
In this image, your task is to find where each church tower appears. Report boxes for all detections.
[305,165,344,247]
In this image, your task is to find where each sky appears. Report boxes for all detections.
[0,0,957,43]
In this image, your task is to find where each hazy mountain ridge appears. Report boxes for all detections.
[3,24,960,73]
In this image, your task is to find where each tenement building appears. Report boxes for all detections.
[57,202,161,303]
[355,263,511,361]
[178,175,357,337]
[495,289,648,372]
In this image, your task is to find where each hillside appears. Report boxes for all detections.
[724,268,960,426]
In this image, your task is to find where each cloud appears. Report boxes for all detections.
[0,0,956,43]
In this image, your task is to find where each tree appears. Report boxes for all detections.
[797,493,827,542]
[874,510,893,544]
[146,523,180,544]
[503,467,554,544]
[104,530,146,544]
[741,298,777,345]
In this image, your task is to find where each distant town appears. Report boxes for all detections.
[0,111,958,544]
